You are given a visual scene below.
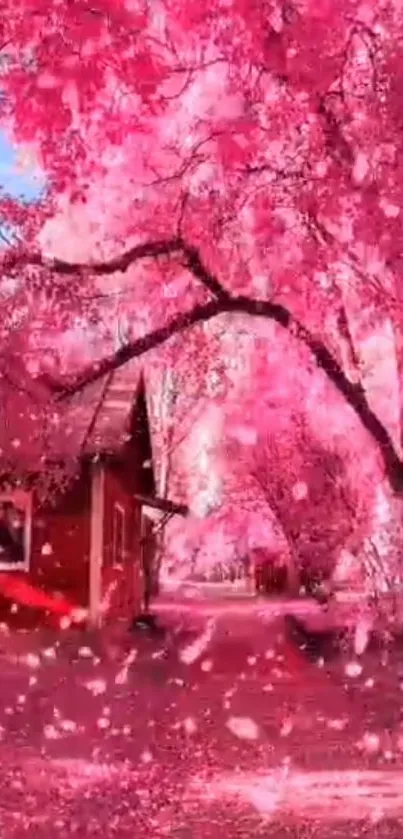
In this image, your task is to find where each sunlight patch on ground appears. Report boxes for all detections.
[187,768,403,822]
[179,617,216,664]
[23,757,135,791]
[154,594,325,619]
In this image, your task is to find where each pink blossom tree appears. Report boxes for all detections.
[0,0,403,587]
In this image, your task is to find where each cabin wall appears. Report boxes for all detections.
[0,468,91,628]
[99,428,157,623]
[119,433,155,496]
[30,468,91,608]
[101,463,144,623]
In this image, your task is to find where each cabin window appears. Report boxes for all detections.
[112,503,125,568]
[0,491,32,571]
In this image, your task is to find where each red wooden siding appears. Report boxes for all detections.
[99,417,156,622]
[0,468,91,627]
[30,467,91,608]
[101,463,144,622]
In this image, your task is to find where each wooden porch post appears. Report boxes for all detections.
[89,462,105,628]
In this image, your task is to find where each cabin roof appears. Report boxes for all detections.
[54,359,145,458]
[0,359,192,518]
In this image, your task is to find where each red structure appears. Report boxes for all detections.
[0,373,187,628]
[249,547,297,597]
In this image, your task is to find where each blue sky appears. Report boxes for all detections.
[0,131,44,201]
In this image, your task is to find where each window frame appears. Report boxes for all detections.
[111,502,126,568]
[0,491,32,572]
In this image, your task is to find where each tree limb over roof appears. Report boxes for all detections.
[5,235,403,491]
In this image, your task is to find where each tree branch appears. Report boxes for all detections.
[52,298,231,395]
[179,240,231,300]
[3,234,231,300]
[6,237,403,491]
[50,294,403,491]
[2,237,183,275]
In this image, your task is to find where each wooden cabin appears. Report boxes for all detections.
[0,371,186,628]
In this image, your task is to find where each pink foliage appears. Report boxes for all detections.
[0,0,402,582]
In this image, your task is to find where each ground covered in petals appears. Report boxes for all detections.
[0,599,402,838]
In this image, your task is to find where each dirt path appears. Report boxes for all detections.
[0,604,402,837]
